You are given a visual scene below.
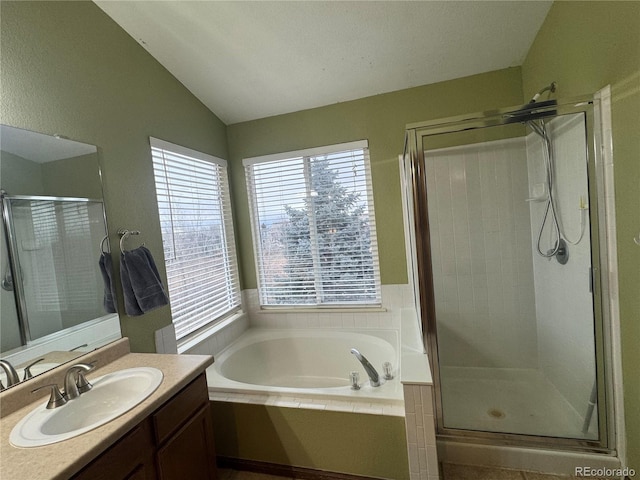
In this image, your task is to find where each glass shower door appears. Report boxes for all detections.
[407,103,607,447]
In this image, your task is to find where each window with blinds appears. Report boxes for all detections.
[244,140,381,307]
[150,137,241,340]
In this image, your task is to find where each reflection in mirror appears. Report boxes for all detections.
[0,124,121,389]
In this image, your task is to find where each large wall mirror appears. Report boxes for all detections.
[0,124,121,389]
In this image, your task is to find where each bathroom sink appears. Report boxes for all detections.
[10,367,163,448]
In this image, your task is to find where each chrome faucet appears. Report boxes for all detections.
[29,362,95,409]
[23,357,45,380]
[350,348,380,387]
[63,363,94,400]
[0,359,20,389]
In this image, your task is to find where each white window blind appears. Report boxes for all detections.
[244,141,381,307]
[14,199,102,313]
[150,137,241,340]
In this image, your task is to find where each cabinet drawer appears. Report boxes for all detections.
[152,373,208,445]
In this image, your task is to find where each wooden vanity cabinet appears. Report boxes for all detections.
[72,373,216,480]
[71,419,156,480]
[153,374,217,480]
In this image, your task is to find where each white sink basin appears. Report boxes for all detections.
[10,367,163,448]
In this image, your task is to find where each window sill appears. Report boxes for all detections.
[177,310,245,354]
[257,306,387,314]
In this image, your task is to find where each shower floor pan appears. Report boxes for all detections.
[440,367,597,440]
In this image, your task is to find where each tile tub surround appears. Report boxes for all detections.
[179,284,413,367]
[0,337,214,480]
[205,308,428,479]
[404,384,440,480]
[244,284,414,330]
[205,307,425,416]
[208,390,405,417]
[401,308,440,480]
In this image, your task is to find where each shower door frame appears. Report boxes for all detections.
[1,193,108,346]
[405,96,614,453]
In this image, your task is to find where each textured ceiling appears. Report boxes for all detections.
[95,1,552,125]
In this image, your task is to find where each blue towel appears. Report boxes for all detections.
[120,246,169,316]
[99,253,117,313]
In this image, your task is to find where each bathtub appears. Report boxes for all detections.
[206,328,403,406]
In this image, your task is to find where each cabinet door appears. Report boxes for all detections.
[72,420,156,480]
[156,404,217,480]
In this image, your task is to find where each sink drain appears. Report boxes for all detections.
[488,408,506,419]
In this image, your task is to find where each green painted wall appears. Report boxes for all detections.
[0,1,228,352]
[42,153,103,199]
[522,1,640,469]
[226,67,524,288]
[0,152,45,196]
[212,402,410,479]
[3,1,636,470]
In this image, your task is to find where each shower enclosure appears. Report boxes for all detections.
[1,194,108,349]
[403,95,614,451]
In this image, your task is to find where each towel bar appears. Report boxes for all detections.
[118,228,141,252]
[99,235,110,254]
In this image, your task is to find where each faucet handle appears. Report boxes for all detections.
[32,384,67,409]
[76,371,93,394]
[383,362,394,380]
[350,371,361,390]
[23,357,45,381]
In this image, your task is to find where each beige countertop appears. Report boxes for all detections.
[0,338,214,480]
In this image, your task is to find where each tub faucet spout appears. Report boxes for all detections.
[350,348,380,387]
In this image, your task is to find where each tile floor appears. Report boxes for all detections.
[218,463,618,480]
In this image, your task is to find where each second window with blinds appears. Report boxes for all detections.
[244,140,382,308]
[150,138,241,342]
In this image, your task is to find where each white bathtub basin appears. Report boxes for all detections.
[207,328,402,402]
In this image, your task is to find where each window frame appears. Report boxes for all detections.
[244,140,382,309]
[150,137,241,342]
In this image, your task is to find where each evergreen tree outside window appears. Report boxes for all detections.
[244,140,382,307]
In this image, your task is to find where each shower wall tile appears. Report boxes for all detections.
[426,137,538,369]
[526,114,597,419]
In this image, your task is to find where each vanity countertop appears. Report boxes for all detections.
[0,340,214,480]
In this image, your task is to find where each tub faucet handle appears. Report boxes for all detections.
[383,362,394,380]
[350,371,361,390]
